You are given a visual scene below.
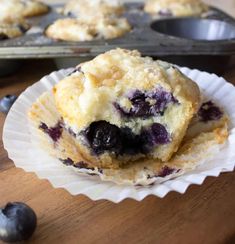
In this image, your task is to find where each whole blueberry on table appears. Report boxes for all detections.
[0,202,37,243]
[0,95,17,114]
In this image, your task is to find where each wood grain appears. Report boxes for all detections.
[0,59,235,244]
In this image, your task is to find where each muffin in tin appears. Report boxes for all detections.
[63,0,125,18]
[0,18,29,39]
[0,0,49,19]
[45,16,131,42]
[52,49,200,169]
[144,0,208,17]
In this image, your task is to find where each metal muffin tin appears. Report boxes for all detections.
[0,2,235,75]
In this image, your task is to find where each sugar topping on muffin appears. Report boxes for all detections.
[52,49,200,168]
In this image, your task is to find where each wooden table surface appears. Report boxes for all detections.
[0,59,235,244]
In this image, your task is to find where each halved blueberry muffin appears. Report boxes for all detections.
[144,0,208,17]
[52,49,200,168]
[28,92,228,185]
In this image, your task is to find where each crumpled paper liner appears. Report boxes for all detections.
[27,90,228,186]
[3,67,235,202]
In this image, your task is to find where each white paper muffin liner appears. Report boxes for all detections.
[3,67,235,202]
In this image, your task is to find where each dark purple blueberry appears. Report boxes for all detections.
[139,129,154,153]
[0,95,17,114]
[39,122,63,142]
[39,122,48,131]
[150,123,171,144]
[87,173,97,176]
[127,90,151,117]
[60,158,74,166]
[198,101,223,122]
[157,166,175,177]
[138,123,170,153]
[84,120,171,156]
[129,90,146,103]
[74,161,88,168]
[0,33,9,40]
[85,121,122,155]
[114,88,178,118]
[131,101,150,117]
[148,88,178,115]
[120,127,144,155]
[74,161,94,170]
[114,91,151,118]
[158,9,173,17]
[0,202,37,242]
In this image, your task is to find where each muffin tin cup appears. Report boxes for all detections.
[54,57,93,69]
[3,66,235,202]
[0,3,235,56]
[151,18,235,41]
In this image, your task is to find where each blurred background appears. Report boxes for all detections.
[42,0,235,17]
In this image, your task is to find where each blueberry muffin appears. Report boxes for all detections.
[51,49,200,169]
[45,17,131,42]
[63,0,124,18]
[144,0,208,17]
[19,0,49,17]
[28,92,228,185]
[0,18,29,39]
[0,0,49,19]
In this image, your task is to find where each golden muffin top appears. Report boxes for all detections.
[53,49,200,131]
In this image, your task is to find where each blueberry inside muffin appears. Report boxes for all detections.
[28,88,228,184]
[52,49,200,169]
